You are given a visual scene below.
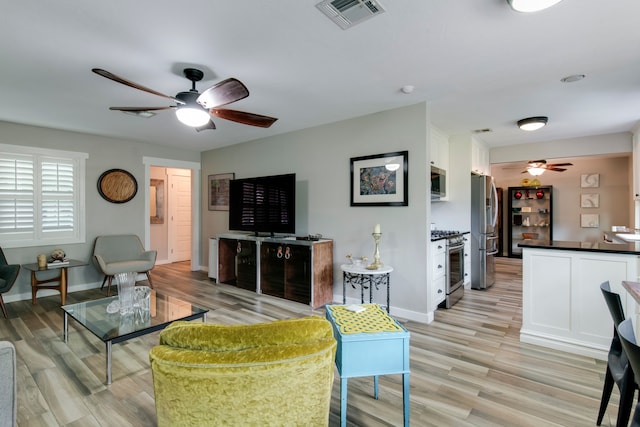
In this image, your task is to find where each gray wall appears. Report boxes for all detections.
[201,103,432,322]
[0,120,200,302]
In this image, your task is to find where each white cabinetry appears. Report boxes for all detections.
[463,233,471,288]
[521,247,640,359]
[430,239,446,309]
[471,137,490,176]
[430,126,449,170]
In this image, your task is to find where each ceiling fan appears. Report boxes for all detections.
[522,159,573,175]
[91,67,278,131]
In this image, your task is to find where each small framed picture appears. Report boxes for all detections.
[581,174,599,188]
[350,151,408,206]
[581,213,599,228]
[208,173,234,211]
[580,193,599,208]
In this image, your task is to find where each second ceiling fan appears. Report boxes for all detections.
[92,67,278,131]
[522,159,573,175]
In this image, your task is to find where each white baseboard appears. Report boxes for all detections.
[520,329,608,361]
[335,294,434,324]
[4,280,103,304]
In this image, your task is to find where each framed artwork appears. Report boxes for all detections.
[350,151,408,206]
[580,193,599,208]
[581,173,599,188]
[208,173,234,211]
[581,213,599,228]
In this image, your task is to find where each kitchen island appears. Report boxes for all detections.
[518,240,640,360]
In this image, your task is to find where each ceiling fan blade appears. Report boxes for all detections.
[92,68,182,103]
[196,78,249,109]
[195,120,216,132]
[211,109,278,128]
[109,106,175,112]
[547,163,573,167]
[528,159,547,164]
[548,167,567,172]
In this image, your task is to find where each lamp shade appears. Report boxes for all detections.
[527,167,545,176]
[517,116,548,131]
[175,106,210,127]
[507,0,563,12]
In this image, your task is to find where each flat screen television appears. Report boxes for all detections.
[228,173,296,235]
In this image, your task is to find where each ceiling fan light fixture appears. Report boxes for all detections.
[527,167,545,176]
[175,106,210,127]
[517,116,548,131]
[507,0,563,12]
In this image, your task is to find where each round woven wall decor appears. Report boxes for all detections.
[97,169,138,203]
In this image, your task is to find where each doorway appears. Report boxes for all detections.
[149,166,192,263]
[144,157,201,272]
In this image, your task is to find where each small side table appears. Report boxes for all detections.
[22,259,87,306]
[325,304,410,427]
[341,264,393,312]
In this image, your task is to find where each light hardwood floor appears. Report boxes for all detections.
[0,258,618,426]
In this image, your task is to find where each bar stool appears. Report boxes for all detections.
[616,319,640,426]
[598,281,636,426]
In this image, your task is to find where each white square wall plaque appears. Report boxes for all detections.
[580,193,599,208]
[581,174,599,188]
[581,213,599,228]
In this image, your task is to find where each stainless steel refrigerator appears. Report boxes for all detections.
[470,173,498,289]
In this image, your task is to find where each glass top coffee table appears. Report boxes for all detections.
[62,290,208,384]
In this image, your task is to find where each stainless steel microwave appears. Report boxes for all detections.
[431,166,446,200]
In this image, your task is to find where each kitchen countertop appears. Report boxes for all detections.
[518,240,640,255]
[623,281,640,304]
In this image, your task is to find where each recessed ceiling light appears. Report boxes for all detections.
[561,74,586,83]
[517,116,548,131]
[400,85,414,94]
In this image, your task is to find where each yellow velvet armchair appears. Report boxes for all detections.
[149,316,337,427]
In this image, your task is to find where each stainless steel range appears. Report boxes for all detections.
[431,230,465,308]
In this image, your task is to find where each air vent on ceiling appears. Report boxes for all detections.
[316,0,385,30]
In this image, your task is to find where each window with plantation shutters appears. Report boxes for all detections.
[0,144,87,248]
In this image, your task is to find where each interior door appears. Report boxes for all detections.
[168,168,192,262]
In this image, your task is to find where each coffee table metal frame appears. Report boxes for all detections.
[62,292,208,384]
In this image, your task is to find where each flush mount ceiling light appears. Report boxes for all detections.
[517,116,548,131]
[507,0,564,13]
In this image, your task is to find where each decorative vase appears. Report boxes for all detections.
[514,191,522,199]
[536,189,544,199]
[115,271,136,315]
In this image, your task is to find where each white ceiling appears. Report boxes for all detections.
[3,1,640,153]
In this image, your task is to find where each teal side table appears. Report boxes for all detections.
[325,304,410,427]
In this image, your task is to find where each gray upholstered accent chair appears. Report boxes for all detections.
[93,234,157,296]
[0,341,17,427]
[0,247,20,318]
